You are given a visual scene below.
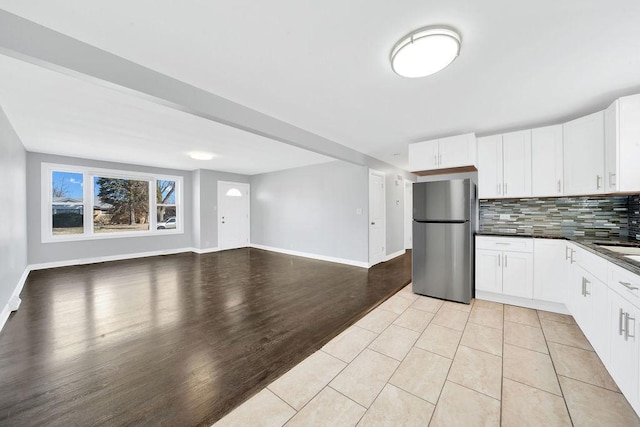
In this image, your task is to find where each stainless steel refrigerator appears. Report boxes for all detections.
[412,179,476,304]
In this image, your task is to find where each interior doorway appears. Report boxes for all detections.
[404,179,413,249]
[369,170,386,266]
[217,181,250,250]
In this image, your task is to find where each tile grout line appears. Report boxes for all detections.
[536,308,575,427]
[500,304,505,426]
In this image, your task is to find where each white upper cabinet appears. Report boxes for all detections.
[502,130,532,198]
[477,135,503,198]
[438,133,477,168]
[408,133,476,172]
[605,93,640,193]
[531,125,564,196]
[477,131,531,198]
[563,110,605,196]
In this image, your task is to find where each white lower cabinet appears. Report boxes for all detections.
[476,235,640,416]
[607,264,640,415]
[533,239,568,303]
[568,264,609,359]
[476,237,533,298]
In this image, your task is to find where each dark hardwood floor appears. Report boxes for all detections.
[0,248,411,426]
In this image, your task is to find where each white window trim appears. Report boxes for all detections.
[41,163,184,243]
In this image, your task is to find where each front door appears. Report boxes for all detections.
[218,181,250,250]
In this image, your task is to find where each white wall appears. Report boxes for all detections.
[250,161,369,263]
[26,153,194,265]
[0,106,28,328]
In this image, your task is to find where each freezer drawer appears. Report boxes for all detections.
[412,221,473,303]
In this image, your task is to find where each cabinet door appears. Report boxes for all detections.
[439,133,475,168]
[568,265,591,332]
[618,94,640,192]
[502,130,532,198]
[477,135,503,198]
[531,125,564,196]
[563,111,605,195]
[502,251,533,298]
[608,289,639,405]
[533,239,567,303]
[408,139,439,172]
[604,101,619,192]
[588,275,609,362]
[476,249,502,293]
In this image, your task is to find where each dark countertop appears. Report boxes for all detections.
[475,231,640,276]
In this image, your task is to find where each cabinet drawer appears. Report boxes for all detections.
[476,236,533,253]
[609,264,640,308]
[574,246,608,283]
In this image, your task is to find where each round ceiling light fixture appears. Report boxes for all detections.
[391,26,461,78]
[189,151,215,160]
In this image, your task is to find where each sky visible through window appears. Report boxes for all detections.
[52,171,83,199]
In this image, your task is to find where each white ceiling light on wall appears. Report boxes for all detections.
[391,26,461,78]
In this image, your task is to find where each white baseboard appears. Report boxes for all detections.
[191,247,220,254]
[249,244,369,268]
[28,247,195,271]
[0,266,30,333]
[385,249,406,262]
[475,290,570,314]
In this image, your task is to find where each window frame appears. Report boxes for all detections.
[42,163,184,243]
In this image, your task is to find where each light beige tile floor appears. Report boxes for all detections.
[215,284,640,426]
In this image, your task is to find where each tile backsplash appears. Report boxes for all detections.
[479,196,635,239]
[629,195,640,240]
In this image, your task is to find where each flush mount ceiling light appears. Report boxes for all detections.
[391,26,461,78]
[189,151,215,160]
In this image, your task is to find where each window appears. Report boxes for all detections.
[52,171,84,236]
[42,163,182,242]
[156,180,177,231]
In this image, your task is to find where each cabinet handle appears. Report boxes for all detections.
[565,246,570,260]
[609,172,616,188]
[596,175,602,189]
[497,184,501,195]
[570,249,576,264]
[504,255,508,268]
[557,180,561,193]
[583,278,591,296]
[625,313,636,341]
[619,308,626,336]
[581,278,586,296]
[439,154,442,166]
[504,183,508,195]
[434,154,438,166]
[619,281,640,291]
[498,255,500,267]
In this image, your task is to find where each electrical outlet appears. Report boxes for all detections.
[499,214,511,220]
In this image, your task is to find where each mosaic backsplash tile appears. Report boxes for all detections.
[479,196,632,239]
[629,195,640,240]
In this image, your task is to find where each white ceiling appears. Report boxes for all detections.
[0,54,333,175]
[1,1,640,171]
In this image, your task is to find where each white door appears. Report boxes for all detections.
[531,125,564,197]
[533,239,567,303]
[218,181,250,250]
[502,130,532,198]
[476,249,502,293]
[477,135,503,198]
[438,133,473,168]
[563,110,605,195]
[369,170,385,266]
[404,180,413,249]
[501,251,534,298]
